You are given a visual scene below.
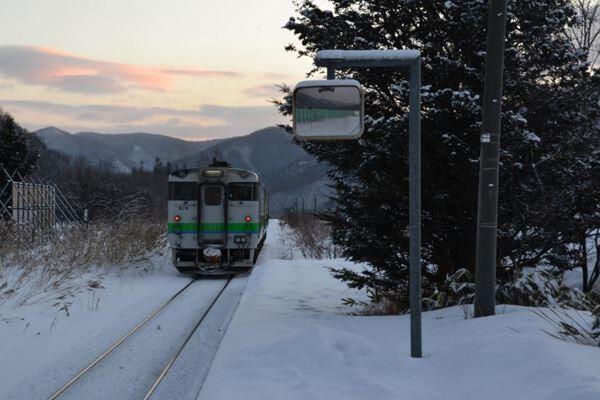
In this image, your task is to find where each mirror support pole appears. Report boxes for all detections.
[327,67,335,80]
[314,50,422,358]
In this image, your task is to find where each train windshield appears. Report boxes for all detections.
[204,186,222,205]
[169,182,198,200]
[228,183,257,201]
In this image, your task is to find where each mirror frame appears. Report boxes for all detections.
[292,79,365,141]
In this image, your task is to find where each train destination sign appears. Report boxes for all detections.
[292,79,364,140]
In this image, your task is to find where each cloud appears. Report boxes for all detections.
[53,75,127,94]
[0,46,242,94]
[1,99,209,124]
[162,68,241,78]
[0,99,286,140]
[0,81,14,90]
[244,83,284,98]
[260,72,293,80]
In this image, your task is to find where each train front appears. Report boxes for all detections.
[167,164,265,275]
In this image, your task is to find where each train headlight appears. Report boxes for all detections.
[234,235,248,244]
[202,170,224,178]
[174,214,181,222]
[244,215,252,222]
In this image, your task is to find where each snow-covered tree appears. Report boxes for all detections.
[278,0,600,305]
[568,0,600,65]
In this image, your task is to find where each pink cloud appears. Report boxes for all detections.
[0,46,241,94]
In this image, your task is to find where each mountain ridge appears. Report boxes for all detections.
[34,126,331,212]
[35,126,219,172]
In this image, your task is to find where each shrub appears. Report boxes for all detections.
[0,218,166,307]
[280,210,342,259]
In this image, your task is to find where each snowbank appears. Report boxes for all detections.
[200,224,600,400]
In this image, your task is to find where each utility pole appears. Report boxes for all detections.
[474,0,508,317]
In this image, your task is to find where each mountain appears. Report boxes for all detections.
[35,127,217,172]
[35,125,331,213]
[174,126,332,212]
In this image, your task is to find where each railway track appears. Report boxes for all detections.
[47,276,243,400]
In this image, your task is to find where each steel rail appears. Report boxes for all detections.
[47,279,196,400]
[143,277,233,400]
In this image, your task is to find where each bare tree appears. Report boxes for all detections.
[569,0,600,66]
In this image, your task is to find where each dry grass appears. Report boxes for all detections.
[535,291,600,347]
[279,211,342,259]
[344,296,408,316]
[0,218,165,308]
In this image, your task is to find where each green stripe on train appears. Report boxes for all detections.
[167,222,261,233]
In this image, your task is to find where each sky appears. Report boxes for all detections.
[0,0,320,140]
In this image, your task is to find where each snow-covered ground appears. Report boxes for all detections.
[1,220,600,399]
[200,222,600,400]
[0,257,192,399]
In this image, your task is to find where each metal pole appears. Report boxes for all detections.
[17,177,42,228]
[49,181,80,223]
[54,186,79,222]
[25,177,47,229]
[30,179,56,229]
[23,176,52,229]
[314,49,422,357]
[327,67,335,80]
[34,178,70,224]
[3,170,43,228]
[474,0,508,317]
[15,172,50,228]
[0,192,13,219]
[409,57,422,358]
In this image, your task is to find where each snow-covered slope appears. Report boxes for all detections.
[200,222,600,400]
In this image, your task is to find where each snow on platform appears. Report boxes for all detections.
[200,222,600,400]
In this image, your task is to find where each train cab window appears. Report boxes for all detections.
[228,183,257,201]
[204,186,222,205]
[169,182,198,200]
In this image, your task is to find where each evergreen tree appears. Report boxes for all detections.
[153,157,165,174]
[0,109,38,189]
[278,0,600,305]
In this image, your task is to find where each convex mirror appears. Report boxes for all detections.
[292,79,364,140]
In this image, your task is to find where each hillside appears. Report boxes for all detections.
[35,127,216,172]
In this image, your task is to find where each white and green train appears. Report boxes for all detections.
[167,159,269,275]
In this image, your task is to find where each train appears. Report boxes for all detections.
[167,159,269,275]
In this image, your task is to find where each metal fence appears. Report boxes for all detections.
[0,169,79,230]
